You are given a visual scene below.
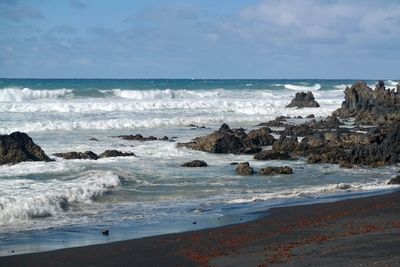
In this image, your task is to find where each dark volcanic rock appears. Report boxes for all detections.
[246,127,275,146]
[388,176,400,185]
[257,116,288,127]
[89,138,99,141]
[306,114,315,118]
[282,124,315,136]
[100,150,136,158]
[181,160,208,167]
[312,116,341,129]
[0,132,51,165]
[118,134,158,141]
[259,166,293,176]
[286,91,320,108]
[254,150,294,160]
[53,151,99,160]
[236,162,254,176]
[334,80,400,125]
[397,83,400,93]
[272,135,299,153]
[177,123,261,154]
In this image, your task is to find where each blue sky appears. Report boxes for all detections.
[0,0,399,78]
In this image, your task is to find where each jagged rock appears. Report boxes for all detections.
[53,151,99,160]
[236,162,254,175]
[177,123,261,154]
[257,116,288,127]
[254,150,294,160]
[312,116,341,129]
[286,92,320,108]
[118,134,158,141]
[100,150,136,158]
[89,138,99,141]
[281,124,314,137]
[306,114,315,118]
[181,160,208,167]
[272,135,299,153]
[160,136,169,141]
[246,127,275,146]
[388,176,400,185]
[397,83,400,93]
[259,166,293,176]
[0,132,51,165]
[334,80,400,125]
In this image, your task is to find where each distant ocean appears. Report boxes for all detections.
[0,79,398,255]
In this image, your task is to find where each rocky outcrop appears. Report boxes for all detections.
[334,81,400,125]
[286,92,320,108]
[259,166,293,176]
[281,124,314,136]
[53,151,99,160]
[99,150,136,158]
[257,116,288,127]
[254,150,294,160]
[181,160,208,167]
[311,116,341,129]
[236,162,254,176]
[177,123,276,154]
[272,136,299,153]
[0,132,51,165]
[118,134,158,141]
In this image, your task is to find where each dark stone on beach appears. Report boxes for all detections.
[334,80,400,125]
[236,162,254,176]
[177,123,261,154]
[254,150,294,160]
[118,134,158,141]
[181,160,208,167]
[306,114,315,118]
[100,150,136,158]
[53,151,99,160]
[102,230,109,236]
[259,166,293,176]
[388,176,400,185]
[0,132,51,165]
[286,91,320,108]
[89,138,99,141]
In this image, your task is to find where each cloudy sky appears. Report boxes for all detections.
[0,0,399,78]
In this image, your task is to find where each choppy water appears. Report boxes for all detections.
[0,79,399,255]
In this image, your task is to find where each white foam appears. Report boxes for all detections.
[334,84,351,90]
[284,83,321,91]
[107,88,223,100]
[0,88,73,102]
[385,80,399,89]
[0,171,120,224]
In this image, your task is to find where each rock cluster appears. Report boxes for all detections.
[0,132,51,165]
[178,124,275,154]
[334,81,400,125]
[53,150,136,160]
[259,166,293,176]
[236,162,254,175]
[286,92,320,108]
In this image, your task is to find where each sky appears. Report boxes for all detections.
[0,0,399,79]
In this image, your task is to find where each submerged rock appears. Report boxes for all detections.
[100,150,136,158]
[236,162,254,176]
[0,132,51,165]
[53,151,99,160]
[388,176,400,185]
[118,134,158,141]
[286,91,320,108]
[181,160,208,167]
[259,166,293,176]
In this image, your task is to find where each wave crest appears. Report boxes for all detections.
[0,88,73,102]
[284,83,321,91]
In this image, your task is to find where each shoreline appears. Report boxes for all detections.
[2,189,400,266]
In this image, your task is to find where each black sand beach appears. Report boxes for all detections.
[2,190,400,267]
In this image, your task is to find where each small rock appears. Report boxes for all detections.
[286,91,320,108]
[181,160,208,167]
[236,162,254,176]
[102,230,109,236]
[306,114,315,118]
[53,151,99,160]
[230,162,239,165]
[89,138,99,141]
[100,150,136,158]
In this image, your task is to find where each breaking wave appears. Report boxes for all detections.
[0,88,73,102]
[284,83,321,91]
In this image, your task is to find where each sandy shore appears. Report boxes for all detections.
[2,190,400,267]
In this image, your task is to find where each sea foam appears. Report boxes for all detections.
[284,83,321,91]
[0,88,73,102]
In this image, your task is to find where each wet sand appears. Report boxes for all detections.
[1,190,400,267]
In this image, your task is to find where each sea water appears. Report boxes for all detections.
[0,79,398,255]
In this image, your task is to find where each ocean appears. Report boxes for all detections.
[0,79,399,255]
